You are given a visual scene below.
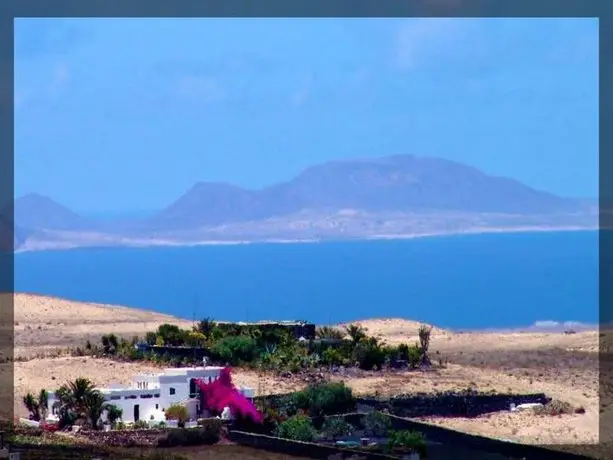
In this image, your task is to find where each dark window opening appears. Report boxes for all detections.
[169,387,176,395]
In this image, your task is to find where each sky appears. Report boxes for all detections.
[14,18,599,214]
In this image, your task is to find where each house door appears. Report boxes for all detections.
[133,404,140,422]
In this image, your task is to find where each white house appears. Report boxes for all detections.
[44,365,255,425]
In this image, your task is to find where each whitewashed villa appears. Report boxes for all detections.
[43,365,255,426]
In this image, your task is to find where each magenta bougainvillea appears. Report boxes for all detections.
[195,367,263,423]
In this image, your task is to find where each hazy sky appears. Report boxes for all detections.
[14,18,598,213]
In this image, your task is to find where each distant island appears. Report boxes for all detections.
[3,154,598,252]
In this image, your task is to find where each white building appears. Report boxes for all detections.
[44,366,255,425]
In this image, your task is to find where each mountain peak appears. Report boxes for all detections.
[11,193,91,231]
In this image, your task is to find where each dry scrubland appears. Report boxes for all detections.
[8,293,607,448]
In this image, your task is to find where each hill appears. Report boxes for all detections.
[9,193,93,231]
[12,155,596,249]
[147,155,588,231]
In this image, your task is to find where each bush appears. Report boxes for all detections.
[274,414,317,442]
[321,417,354,440]
[393,343,421,368]
[165,404,189,427]
[387,430,427,456]
[101,334,119,355]
[144,331,157,345]
[293,382,356,417]
[157,324,187,346]
[363,411,392,437]
[158,422,221,447]
[212,335,260,365]
[321,347,344,366]
[133,420,149,429]
[105,404,123,426]
[355,337,387,370]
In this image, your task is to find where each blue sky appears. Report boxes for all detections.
[14,18,598,213]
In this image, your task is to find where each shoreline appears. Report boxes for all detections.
[14,224,598,254]
[10,292,599,334]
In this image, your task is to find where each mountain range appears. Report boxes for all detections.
[4,155,597,252]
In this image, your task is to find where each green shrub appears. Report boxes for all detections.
[387,430,427,456]
[363,411,392,437]
[321,417,354,440]
[145,332,158,345]
[212,335,260,365]
[316,326,344,340]
[354,337,387,370]
[132,420,149,429]
[158,422,221,447]
[101,334,118,355]
[321,347,344,366]
[105,404,123,426]
[293,382,356,417]
[165,404,189,427]
[274,414,317,442]
[157,324,187,346]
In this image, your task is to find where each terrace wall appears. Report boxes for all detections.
[254,391,551,418]
[356,392,551,418]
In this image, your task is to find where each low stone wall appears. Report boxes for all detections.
[228,430,397,460]
[255,391,551,419]
[77,428,168,447]
[76,423,221,448]
[356,391,551,418]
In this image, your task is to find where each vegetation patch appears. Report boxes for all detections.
[74,320,436,377]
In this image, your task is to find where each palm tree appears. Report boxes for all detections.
[418,325,432,366]
[38,389,49,421]
[83,391,107,430]
[22,390,49,421]
[101,334,118,355]
[53,385,75,428]
[316,326,344,340]
[68,378,97,414]
[53,377,97,428]
[22,393,40,420]
[195,318,217,338]
[344,324,367,345]
[105,404,123,427]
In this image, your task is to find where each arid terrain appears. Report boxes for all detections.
[6,293,607,451]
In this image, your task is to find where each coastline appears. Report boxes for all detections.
[14,224,599,254]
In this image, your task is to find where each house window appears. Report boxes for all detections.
[169,387,176,395]
[155,404,159,410]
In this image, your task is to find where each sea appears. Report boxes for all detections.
[14,230,599,331]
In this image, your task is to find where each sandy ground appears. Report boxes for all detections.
[7,293,606,449]
[11,293,195,358]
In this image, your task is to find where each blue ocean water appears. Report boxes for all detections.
[14,231,598,330]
